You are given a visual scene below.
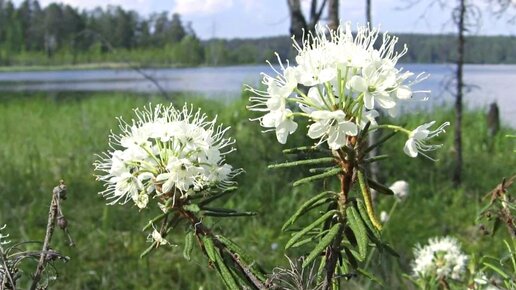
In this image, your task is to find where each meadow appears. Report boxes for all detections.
[0,91,514,289]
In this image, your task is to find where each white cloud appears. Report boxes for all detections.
[174,0,234,15]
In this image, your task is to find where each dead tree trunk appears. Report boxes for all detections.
[453,0,466,186]
[287,0,308,45]
[328,0,339,31]
[366,0,372,24]
[286,0,329,44]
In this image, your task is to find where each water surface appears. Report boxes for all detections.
[0,64,514,126]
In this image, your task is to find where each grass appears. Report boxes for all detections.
[0,91,514,289]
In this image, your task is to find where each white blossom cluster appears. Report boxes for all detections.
[94,104,240,209]
[412,236,468,281]
[248,23,449,158]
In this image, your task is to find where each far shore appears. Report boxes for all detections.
[0,61,512,73]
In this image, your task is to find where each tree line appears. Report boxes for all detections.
[0,0,514,67]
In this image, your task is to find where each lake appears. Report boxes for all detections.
[0,64,514,126]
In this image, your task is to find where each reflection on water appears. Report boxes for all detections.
[0,64,514,126]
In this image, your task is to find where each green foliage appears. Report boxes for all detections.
[0,92,513,288]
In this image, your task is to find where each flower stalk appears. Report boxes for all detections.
[249,22,449,288]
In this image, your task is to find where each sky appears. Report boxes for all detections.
[12,0,516,39]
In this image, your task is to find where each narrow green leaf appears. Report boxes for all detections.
[282,191,335,231]
[214,250,240,290]
[357,170,382,231]
[222,255,255,290]
[357,268,384,286]
[183,232,194,261]
[343,248,358,269]
[140,243,156,258]
[291,236,316,248]
[142,212,169,231]
[354,204,399,258]
[363,131,397,155]
[202,211,256,218]
[316,255,327,279]
[268,157,335,169]
[216,235,267,281]
[202,236,217,262]
[363,154,389,163]
[303,223,342,268]
[198,187,237,206]
[359,121,371,139]
[309,166,340,174]
[367,178,394,196]
[285,210,338,249]
[291,229,330,248]
[293,168,342,187]
[356,200,381,240]
[346,206,368,261]
[381,243,400,258]
[483,262,510,279]
[339,257,349,277]
[282,146,320,154]
[200,207,237,213]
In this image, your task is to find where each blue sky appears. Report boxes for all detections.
[13,0,516,39]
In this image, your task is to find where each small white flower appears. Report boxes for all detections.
[308,110,358,150]
[149,228,168,246]
[412,236,468,281]
[348,64,397,110]
[380,211,389,223]
[404,121,450,159]
[261,108,298,144]
[359,109,379,129]
[389,180,409,200]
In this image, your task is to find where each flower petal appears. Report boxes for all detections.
[403,138,418,157]
[375,93,396,109]
[349,75,367,92]
[307,121,328,139]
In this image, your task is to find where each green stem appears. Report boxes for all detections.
[370,124,411,134]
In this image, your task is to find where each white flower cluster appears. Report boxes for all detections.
[94,104,240,209]
[412,236,468,281]
[248,23,448,157]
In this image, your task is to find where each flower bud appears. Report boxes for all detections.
[389,180,409,200]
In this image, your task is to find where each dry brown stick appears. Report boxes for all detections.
[29,181,67,290]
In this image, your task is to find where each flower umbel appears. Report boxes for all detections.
[94,104,241,209]
[412,236,468,281]
[248,22,448,159]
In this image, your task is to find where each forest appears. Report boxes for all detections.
[0,0,514,67]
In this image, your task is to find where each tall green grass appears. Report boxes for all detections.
[0,92,513,289]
